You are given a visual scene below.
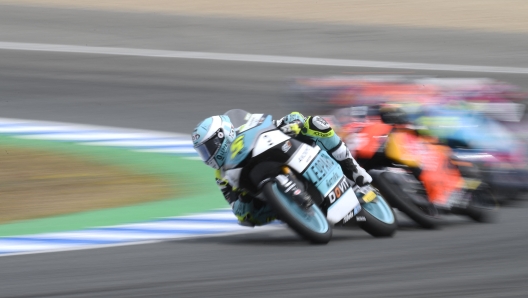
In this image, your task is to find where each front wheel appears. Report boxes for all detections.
[371,171,442,229]
[262,181,332,244]
[356,190,397,237]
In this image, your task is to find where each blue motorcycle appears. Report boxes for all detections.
[413,106,528,202]
[222,109,397,244]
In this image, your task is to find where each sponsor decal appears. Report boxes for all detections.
[293,189,301,196]
[355,216,366,222]
[228,125,235,139]
[325,171,341,188]
[308,153,336,183]
[297,146,311,163]
[343,210,354,224]
[192,133,200,142]
[216,141,229,161]
[287,144,319,173]
[281,141,292,153]
[326,176,351,204]
[354,204,362,215]
[343,205,364,224]
[309,130,333,138]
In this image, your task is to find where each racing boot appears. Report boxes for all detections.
[330,141,372,186]
[275,171,313,209]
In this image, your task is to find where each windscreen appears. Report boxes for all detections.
[224,109,252,129]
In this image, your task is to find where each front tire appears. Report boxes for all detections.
[372,171,442,229]
[356,192,397,237]
[262,182,333,244]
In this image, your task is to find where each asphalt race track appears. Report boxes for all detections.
[0,5,528,298]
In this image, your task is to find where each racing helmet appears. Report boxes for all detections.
[192,115,236,169]
[379,105,409,125]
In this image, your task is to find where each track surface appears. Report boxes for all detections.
[0,5,528,298]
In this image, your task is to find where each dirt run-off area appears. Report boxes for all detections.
[0,145,173,224]
[1,0,528,33]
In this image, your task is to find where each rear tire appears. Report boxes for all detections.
[262,181,332,244]
[372,171,442,229]
[455,184,499,223]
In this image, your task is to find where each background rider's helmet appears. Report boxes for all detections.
[379,105,409,125]
[192,115,236,169]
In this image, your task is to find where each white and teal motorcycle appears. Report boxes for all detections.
[222,109,397,244]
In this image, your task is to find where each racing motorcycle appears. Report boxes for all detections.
[222,109,397,244]
[335,115,498,229]
[411,106,528,203]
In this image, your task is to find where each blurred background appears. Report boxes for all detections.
[0,1,527,297]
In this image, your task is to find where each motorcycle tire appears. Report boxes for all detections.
[453,183,499,223]
[356,194,397,237]
[372,171,442,229]
[262,181,332,244]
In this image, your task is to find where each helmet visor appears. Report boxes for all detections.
[195,129,224,163]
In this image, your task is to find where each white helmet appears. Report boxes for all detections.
[191,115,236,169]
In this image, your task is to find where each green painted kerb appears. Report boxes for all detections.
[0,135,228,237]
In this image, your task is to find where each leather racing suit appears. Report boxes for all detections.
[215,112,373,226]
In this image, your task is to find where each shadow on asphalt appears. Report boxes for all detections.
[168,204,519,247]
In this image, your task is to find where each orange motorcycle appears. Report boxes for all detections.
[334,115,497,229]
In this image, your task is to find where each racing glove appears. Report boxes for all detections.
[279,122,303,136]
[232,194,276,227]
[279,120,303,137]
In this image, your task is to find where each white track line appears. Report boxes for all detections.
[1,41,528,74]
[0,118,284,257]
[0,209,285,256]
[0,118,286,256]
[0,116,197,154]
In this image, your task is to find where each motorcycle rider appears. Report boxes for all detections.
[191,111,373,227]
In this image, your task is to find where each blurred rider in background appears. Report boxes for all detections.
[191,112,373,227]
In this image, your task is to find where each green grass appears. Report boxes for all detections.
[0,135,227,237]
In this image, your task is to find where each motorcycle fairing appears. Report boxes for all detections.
[292,148,360,224]
[224,114,276,169]
[353,122,393,159]
[224,112,360,225]
[385,131,463,205]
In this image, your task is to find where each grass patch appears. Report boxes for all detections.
[0,144,174,224]
[0,135,226,237]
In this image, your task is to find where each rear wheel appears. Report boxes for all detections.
[454,184,499,223]
[262,181,332,244]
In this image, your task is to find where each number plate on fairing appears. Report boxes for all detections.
[292,149,360,225]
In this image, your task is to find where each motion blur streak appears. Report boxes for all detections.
[1,3,528,298]
[2,41,528,74]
